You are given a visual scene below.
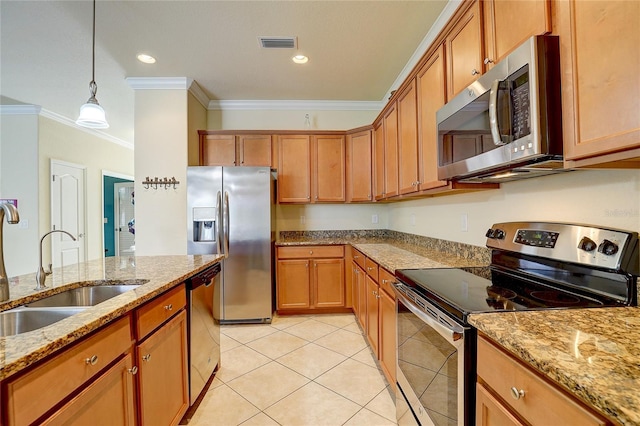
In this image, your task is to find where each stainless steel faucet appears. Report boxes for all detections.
[36,230,76,290]
[0,202,20,302]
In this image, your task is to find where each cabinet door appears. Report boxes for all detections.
[373,120,385,200]
[417,44,448,191]
[277,259,311,309]
[278,135,311,203]
[43,354,137,426]
[351,262,360,317]
[365,276,380,355]
[238,134,272,167]
[313,135,346,202]
[483,0,550,68]
[137,310,189,426]
[379,289,396,387]
[383,104,399,199]
[476,383,525,426]
[557,0,640,164]
[346,130,373,202]
[446,0,483,99]
[201,134,237,166]
[313,258,345,308]
[397,80,419,195]
[356,264,367,329]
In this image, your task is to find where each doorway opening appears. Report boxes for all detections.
[102,171,134,257]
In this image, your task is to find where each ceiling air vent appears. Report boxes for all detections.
[258,36,297,49]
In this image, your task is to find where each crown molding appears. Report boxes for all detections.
[125,77,194,90]
[207,99,385,111]
[40,109,134,150]
[187,80,210,109]
[0,104,42,115]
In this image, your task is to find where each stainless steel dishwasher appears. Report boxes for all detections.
[186,262,221,406]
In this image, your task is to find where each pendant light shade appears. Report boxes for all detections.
[76,0,109,129]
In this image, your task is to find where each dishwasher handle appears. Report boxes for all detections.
[188,263,221,290]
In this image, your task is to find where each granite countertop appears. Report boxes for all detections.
[0,254,223,381]
[470,308,640,426]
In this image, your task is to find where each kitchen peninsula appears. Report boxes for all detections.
[0,254,222,425]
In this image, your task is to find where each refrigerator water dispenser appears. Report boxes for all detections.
[193,207,217,242]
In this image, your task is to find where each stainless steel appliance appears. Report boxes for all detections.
[186,263,221,406]
[394,222,639,425]
[187,166,275,323]
[436,36,564,183]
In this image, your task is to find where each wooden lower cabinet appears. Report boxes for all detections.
[365,276,380,355]
[42,354,137,426]
[276,245,346,312]
[137,309,189,426]
[477,335,609,426]
[378,287,396,386]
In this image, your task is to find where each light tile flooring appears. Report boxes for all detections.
[189,314,397,426]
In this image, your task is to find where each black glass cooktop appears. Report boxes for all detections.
[395,266,627,323]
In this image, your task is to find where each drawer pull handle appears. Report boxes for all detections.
[164,304,173,311]
[510,387,525,400]
[85,355,99,366]
[128,366,139,375]
[142,354,151,362]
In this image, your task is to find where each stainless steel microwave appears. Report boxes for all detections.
[437,36,565,183]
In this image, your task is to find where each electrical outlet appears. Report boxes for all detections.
[18,219,28,229]
[410,214,416,226]
[461,214,468,232]
[300,215,306,225]
[372,214,378,224]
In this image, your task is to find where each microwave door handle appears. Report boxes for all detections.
[489,79,505,146]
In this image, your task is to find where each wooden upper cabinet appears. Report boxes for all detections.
[556,0,640,167]
[200,134,236,166]
[237,134,272,166]
[483,0,551,68]
[417,44,448,191]
[346,129,373,202]
[200,133,271,167]
[313,135,346,202]
[397,80,419,195]
[278,135,311,203]
[383,104,399,199]
[373,120,385,201]
[445,0,483,100]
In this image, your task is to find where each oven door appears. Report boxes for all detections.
[395,286,471,426]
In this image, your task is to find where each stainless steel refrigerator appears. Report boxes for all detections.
[187,166,275,323]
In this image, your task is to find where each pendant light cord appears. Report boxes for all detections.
[91,0,96,85]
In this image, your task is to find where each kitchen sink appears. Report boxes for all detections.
[0,307,87,337]
[25,283,146,308]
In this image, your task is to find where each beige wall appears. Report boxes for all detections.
[188,92,207,166]
[133,89,189,256]
[207,109,378,131]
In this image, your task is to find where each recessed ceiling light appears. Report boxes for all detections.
[292,55,309,64]
[137,53,156,64]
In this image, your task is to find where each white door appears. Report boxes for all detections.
[114,182,135,255]
[51,160,86,268]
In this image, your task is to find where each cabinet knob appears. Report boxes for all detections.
[484,58,494,65]
[142,354,151,362]
[128,366,139,375]
[471,68,480,76]
[164,303,173,311]
[85,355,99,366]
[510,387,525,400]
[309,250,313,255]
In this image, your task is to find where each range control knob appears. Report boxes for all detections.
[485,229,495,238]
[493,229,506,240]
[578,237,597,252]
[598,239,619,256]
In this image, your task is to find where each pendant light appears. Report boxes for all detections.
[76,0,109,129]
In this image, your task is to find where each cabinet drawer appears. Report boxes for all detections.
[136,284,186,340]
[379,268,396,297]
[5,315,133,426]
[352,248,366,269]
[365,258,379,282]
[278,245,344,259]
[477,336,607,426]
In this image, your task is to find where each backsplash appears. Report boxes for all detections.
[278,229,491,264]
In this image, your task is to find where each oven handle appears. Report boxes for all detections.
[394,284,464,342]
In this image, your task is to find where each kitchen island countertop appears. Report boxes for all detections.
[470,308,640,426]
[0,254,223,381]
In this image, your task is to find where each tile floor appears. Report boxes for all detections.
[189,314,397,426]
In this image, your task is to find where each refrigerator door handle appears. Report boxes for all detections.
[223,191,230,257]
[216,191,222,255]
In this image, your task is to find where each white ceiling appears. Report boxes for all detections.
[1,0,451,144]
